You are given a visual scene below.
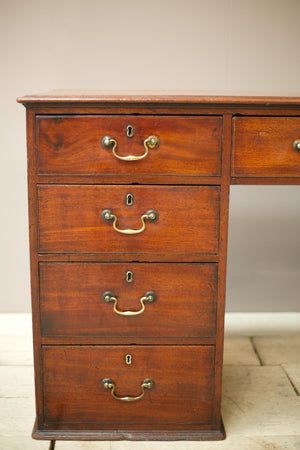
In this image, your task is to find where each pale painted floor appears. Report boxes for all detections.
[0,313,300,450]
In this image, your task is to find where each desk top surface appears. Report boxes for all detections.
[17,90,300,106]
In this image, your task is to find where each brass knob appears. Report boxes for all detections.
[102,136,113,149]
[292,139,300,153]
[146,135,160,149]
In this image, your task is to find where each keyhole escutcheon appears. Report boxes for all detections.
[125,193,134,206]
[126,125,134,138]
[125,354,132,365]
[126,270,134,283]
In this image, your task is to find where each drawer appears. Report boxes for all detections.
[38,185,220,255]
[40,263,217,338]
[232,117,300,177]
[36,115,222,177]
[43,345,215,429]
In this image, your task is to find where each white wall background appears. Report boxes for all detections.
[0,0,299,312]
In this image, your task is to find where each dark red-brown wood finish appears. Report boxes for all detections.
[43,346,215,428]
[232,117,300,177]
[37,115,222,177]
[38,185,220,255]
[40,262,218,338]
[18,91,300,441]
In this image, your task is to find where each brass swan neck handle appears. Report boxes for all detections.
[102,291,156,316]
[101,378,155,402]
[101,209,158,235]
[102,135,159,161]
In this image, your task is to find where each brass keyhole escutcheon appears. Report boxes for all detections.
[126,270,134,283]
[126,125,134,138]
[125,354,132,365]
[125,193,134,206]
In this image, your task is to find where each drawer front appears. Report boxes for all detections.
[232,117,300,177]
[38,185,220,255]
[40,263,217,338]
[37,115,222,176]
[43,345,215,428]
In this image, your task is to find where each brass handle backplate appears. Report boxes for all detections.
[102,291,156,316]
[101,378,155,402]
[101,209,158,235]
[102,135,159,161]
[293,139,300,153]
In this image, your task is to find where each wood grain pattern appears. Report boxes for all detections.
[42,345,215,428]
[39,262,217,338]
[37,115,222,177]
[38,185,220,255]
[232,117,300,177]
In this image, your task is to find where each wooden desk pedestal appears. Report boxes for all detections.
[18,92,300,441]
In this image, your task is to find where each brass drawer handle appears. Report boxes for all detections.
[102,291,156,316]
[293,139,300,153]
[102,135,159,161]
[101,209,158,235]
[101,378,155,402]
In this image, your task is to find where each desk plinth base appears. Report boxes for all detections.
[32,419,226,441]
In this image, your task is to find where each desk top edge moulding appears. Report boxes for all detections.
[18,91,300,441]
[18,90,300,105]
